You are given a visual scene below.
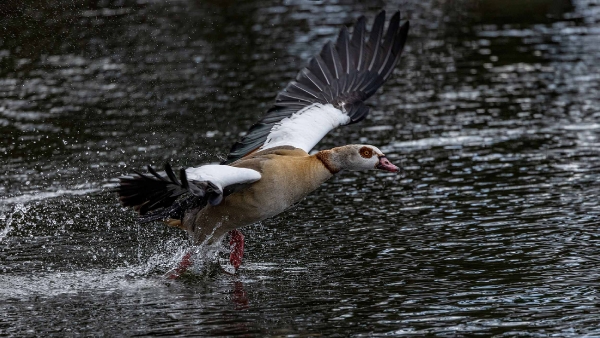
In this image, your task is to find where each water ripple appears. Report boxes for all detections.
[1,0,600,336]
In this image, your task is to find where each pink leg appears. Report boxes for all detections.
[167,251,193,279]
[229,229,245,271]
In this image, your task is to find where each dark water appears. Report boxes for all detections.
[2,0,600,336]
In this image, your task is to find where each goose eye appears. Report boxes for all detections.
[359,146,373,158]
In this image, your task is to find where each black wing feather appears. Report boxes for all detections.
[297,68,326,93]
[163,163,180,186]
[366,10,386,72]
[381,21,410,81]
[336,27,351,76]
[223,10,409,165]
[350,16,366,71]
[378,11,401,74]
[114,163,225,223]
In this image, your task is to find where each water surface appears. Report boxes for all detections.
[1,0,600,336]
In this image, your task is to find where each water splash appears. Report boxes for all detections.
[0,203,30,242]
[0,188,99,210]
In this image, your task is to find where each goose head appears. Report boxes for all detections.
[319,144,400,173]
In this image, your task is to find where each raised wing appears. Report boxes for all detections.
[115,163,261,223]
[222,10,409,164]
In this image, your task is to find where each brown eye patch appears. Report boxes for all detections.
[359,146,374,158]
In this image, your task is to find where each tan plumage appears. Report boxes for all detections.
[185,147,333,244]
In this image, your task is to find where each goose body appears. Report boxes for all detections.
[115,10,409,273]
[188,147,332,244]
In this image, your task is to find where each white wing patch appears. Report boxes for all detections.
[186,165,261,192]
[260,103,351,152]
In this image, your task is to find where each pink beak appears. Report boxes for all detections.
[376,156,400,173]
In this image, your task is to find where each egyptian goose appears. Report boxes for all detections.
[115,10,409,275]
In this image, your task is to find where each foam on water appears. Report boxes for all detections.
[0,188,100,209]
[0,240,234,300]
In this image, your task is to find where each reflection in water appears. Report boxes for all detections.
[232,281,249,311]
[2,0,600,336]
